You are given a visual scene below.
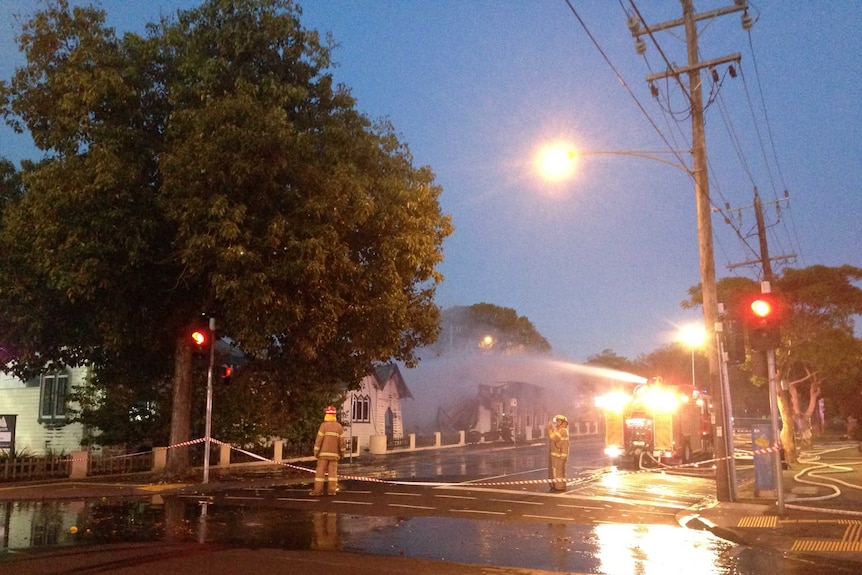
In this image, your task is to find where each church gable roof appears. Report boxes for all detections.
[371,363,413,399]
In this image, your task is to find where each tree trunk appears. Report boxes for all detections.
[166,335,193,476]
[800,380,821,450]
[778,385,797,464]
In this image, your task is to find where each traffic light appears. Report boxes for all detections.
[723,319,746,364]
[191,329,208,347]
[189,315,214,352]
[744,293,782,352]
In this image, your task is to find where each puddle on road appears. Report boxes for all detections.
[0,497,845,574]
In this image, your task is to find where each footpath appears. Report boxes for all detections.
[0,440,860,574]
[688,440,862,566]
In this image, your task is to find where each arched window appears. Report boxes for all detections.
[351,394,371,423]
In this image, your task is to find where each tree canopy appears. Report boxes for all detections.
[0,0,452,469]
[431,303,552,356]
[684,265,862,456]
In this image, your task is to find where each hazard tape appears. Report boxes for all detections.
[159,438,784,491]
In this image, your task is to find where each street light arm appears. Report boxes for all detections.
[579,150,693,175]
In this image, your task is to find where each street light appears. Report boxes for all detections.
[679,323,706,388]
[535,143,692,180]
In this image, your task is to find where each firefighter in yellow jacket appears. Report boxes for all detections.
[547,414,570,492]
[310,405,345,496]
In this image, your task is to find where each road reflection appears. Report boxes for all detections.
[0,496,852,574]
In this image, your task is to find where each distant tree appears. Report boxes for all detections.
[431,303,551,356]
[632,344,706,389]
[584,349,642,375]
[0,0,451,472]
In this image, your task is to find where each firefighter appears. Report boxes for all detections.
[310,405,345,496]
[547,414,570,492]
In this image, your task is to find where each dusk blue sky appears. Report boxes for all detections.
[1,1,860,362]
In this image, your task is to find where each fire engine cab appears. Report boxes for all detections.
[595,377,713,468]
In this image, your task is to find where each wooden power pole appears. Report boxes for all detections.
[628,0,750,501]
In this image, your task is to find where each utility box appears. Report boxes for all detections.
[751,423,775,496]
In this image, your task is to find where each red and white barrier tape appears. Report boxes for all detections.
[147,438,785,490]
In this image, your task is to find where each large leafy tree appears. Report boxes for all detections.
[0,0,452,473]
[776,265,862,448]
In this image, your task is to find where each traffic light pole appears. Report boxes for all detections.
[715,320,738,500]
[760,283,786,513]
[202,317,216,485]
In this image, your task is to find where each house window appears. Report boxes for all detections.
[352,394,371,423]
[39,370,70,424]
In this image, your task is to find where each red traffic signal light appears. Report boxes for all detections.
[750,298,774,319]
[744,293,782,351]
[191,329,208,347]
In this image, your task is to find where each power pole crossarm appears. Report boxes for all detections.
[646,53,741,83]
[628,1,749,37]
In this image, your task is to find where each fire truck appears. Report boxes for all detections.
[594,377,713,468]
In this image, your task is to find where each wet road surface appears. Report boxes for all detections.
[2,439,861,573]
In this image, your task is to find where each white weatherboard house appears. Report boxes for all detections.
[342,363,412,452]
[0,366,90,456]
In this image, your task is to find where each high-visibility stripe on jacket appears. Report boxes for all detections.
[548,426,570,459]
[314,420,345,460]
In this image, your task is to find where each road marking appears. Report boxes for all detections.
[277,498,314,502]
[435,494,477,500]
[488,498,544,506]
[332,500,374,506]
[790,540,862,552]
[523,514,576,522]
[780,518,862,525]
[385,491,422,497]
[559,504,605,511]
[452,509,506,516]
[389,503,436,510]
[845,523,862,543]
[460,467,547,484]
[738,516,778,528]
